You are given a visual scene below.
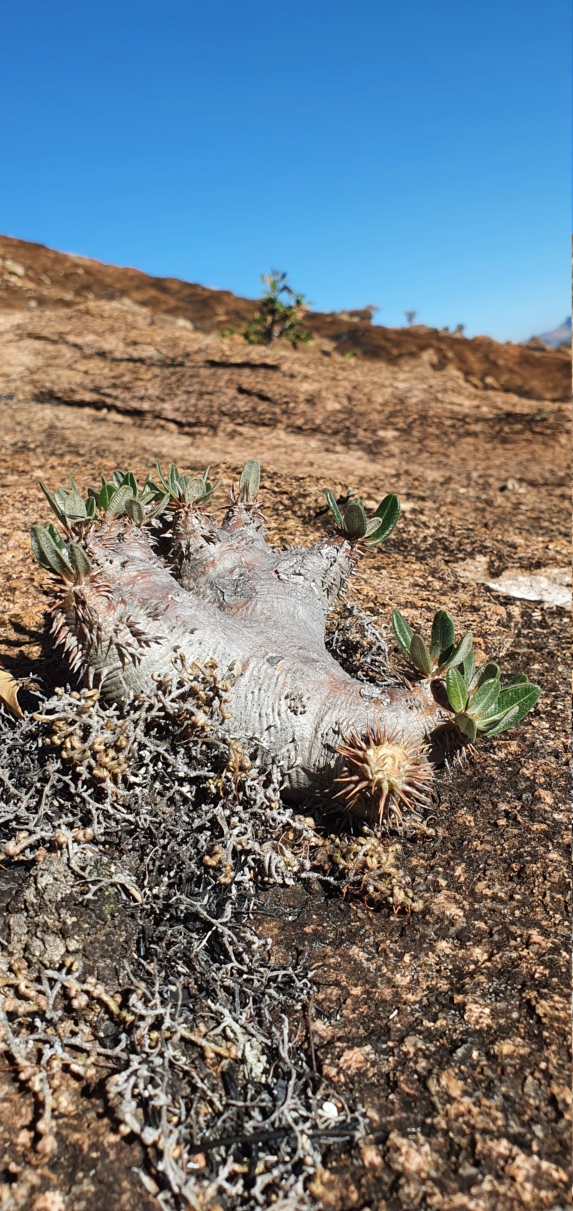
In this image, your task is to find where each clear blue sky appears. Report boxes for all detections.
[0,0,570,340]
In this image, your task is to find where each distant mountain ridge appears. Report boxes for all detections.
[535,317,571,349]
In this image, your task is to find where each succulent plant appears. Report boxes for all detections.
[29,460,541,813]
[325,490,400,546]
[444,667,540,742]
[39,475,97,534]
[30,523,92,582]
[153,462,220,510]
[244,271,311,348]
[391,607,540,739]
[238,459,261,504]
[31,464,223,582]
[40,469,170,534]
[392,607,472,677]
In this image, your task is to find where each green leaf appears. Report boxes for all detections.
[201,480,220,504]
[124,496,145,524]
[30,528,48,569]
[506,673,529,686]
[343,499,368,539]
[410,634,433,676]
[122,471,138,496]
[364,516,384,537]
[59,497,86,523]
[495,682,541,725]
[469,677,501,718]
[461,650,475,689]
[138,486,158,506]
[477,698,517,722]
[184,476,208,505]
[430,610,455,659]
[30,525,73,578]
[441,631,473,669]
[155,462,171,495]
[168,463,180,493]
[474,661,501,689]
[148,493,170,518]
[446,666,468,713]
[66,477,87,519]
[239,458,261,501]
[112,470,125,488]
[391,608,413,657]
[40,481,65,523]
[98,483,115,510]
[85,495,96,518]
[105,483,135,517]
[365,494,400,545]
[45,523,66,549]
[68,542,92,577]
[65,500,88,522]
[54,487,71,516]
[325,488,343,527]
[454,712,477,743]
[479,705,520,735]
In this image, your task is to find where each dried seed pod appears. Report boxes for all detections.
[334,722,433,828]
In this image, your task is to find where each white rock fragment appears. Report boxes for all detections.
[486,568,571,610]
[454,559,571,610]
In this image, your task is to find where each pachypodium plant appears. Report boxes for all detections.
[244,271,311,348]
[30,461,541,829]
[391,607,540,743]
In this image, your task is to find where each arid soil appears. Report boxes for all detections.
[0,244,570,1211]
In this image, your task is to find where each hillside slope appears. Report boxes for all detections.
[0,233,569,401]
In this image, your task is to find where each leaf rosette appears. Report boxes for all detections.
[325,489,400,547]
[391,607,540,738]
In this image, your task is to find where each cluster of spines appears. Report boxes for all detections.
[334,722,433,829]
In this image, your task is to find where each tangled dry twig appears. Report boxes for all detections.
[0,619,411,1208]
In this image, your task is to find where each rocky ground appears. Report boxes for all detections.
[0,233,569,400]
[0,247,570,1211]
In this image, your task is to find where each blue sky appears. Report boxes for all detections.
[0,0,570,340]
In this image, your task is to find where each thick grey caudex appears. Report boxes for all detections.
[30,461,540,830]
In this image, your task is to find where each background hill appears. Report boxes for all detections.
[0,234,569,402]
